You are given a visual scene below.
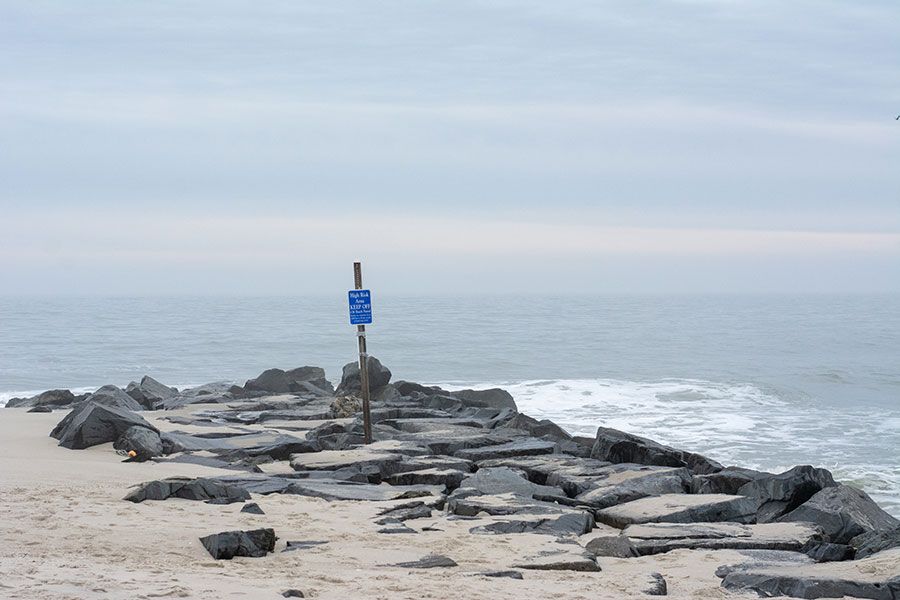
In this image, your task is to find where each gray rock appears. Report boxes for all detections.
[622,522,824,555]
[448,492,574,517]
[388,554,458,569]
[575,466,692,510]
[124,477,251,503]
[84,385,145,412]
[453,439,557,462]
[375,501,434,524]
[281,590,305,598]
[125,375,177,409]
[378,522,418,534]
[643,572,668,596]
[241,502,265,515]
[451,388,517,411]
[113,425,164,461]
[164,431,318,461]
[591,427,723,474]
[738,465,837,522]
[478,455,612,492]
[289,447,405,478]
[803,541,855,562]
[6,389,76,409]
[584,535,640,558]
[282,540,328,552]
[337,357,391,394]
[456,466,563,498]
[512,549,601,572]
[243,366,333,395]
[50,402,159,450]
[199,528,276,559]
[595,493,758,529]
[851,526,900,559]
[284,479,440,502]
[27,405,54,413]
[470,512,594,536]
[385,468,467,490]
[779,485,900,544]
[478,570,524,579]
[691,467,771,494]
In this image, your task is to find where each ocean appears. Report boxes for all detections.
[1,294,898,515]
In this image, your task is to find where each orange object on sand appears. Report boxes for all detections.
[128,450,137,458]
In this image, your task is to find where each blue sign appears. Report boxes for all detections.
[348,289,372,325]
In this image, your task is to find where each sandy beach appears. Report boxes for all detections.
[2,403,898,600]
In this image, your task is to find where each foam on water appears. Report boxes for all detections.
[439,378,900,517]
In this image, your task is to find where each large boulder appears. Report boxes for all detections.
[50,402,159,450]
[691,467,771,494]
[737,465,837,522]
[595,493,758,529]
[851,526,900,559]
[621,522,824,555]
[200,528,276,559]
[451,388,517,411]
[591,427,722,474]
[242,366,333,395]
[337,357,391,394]
[125,376,177,409]
[6,389,77,409]
[83,385,144,412]
[113,425,164,461]
[575,465,692,510]
[779,485,900,544]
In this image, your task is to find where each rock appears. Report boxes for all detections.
[284,479,441,502]
[27,405,54,413]
[241,502,265,515]
[384,468,467,490]
[50,402,159,450]
[125,375,177,409]
[124,477,251,503]
[622,522,824,555]
[478,455,612,492]
[83,385,145,412]
[803,541,855,562]
[388,554,458,569]
[643,572,668,596]
[394,425,519,456]
[391,455,474,474]
[329,395,361,418]
[448,492,575,517]
[281,590,305,598]
[720,548,900,599]
[6,389,76,409]
[575,466,692,510]
[595,493,758,529]
[451,388,517,411]
[289,447,405,479]
[378,521,419,534]
[691,467,771,494]
[337,357,391,394]
[479,570,524,579]
[591,427,723,474]
[282,540,328,552]
[453,439,557,462]
[113,425,164,461]
[456,467,564,499]
[714,549,816,579]
[737,465,837,522]
[779,485,900,544]
[584,535,640,558]
[163,431,318,460]
[199,528,276,559]
[851,526,900,559]
[243,366,333,395]
[512,549,601,572]
[471,512,593,536]
[375,501,434,524]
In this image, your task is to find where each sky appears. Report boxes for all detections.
[0,0,898,294]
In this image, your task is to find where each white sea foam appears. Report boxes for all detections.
[438,378,900,517]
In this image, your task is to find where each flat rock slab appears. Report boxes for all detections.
[478,570,524,579]
[448,492,575,517]
[779,485,900,544]
[456,466,564,498]
[453,439,557,462]
[478,455,612,487]
[289,448,404,474]
[721,548,900,599]
[591,426,723,475]
[284,479,441,502]
[622,522,824,555]
[388,555,459,569]
[574,466,691,509]
[512,548,601,572]
[125,477,251,503]
[470,512,594,536]
[384,468,467,489]
[596,493,758,528]
[282,540,328,552]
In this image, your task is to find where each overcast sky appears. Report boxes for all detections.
[1,0,898,294]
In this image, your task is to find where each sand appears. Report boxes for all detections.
[0,408,895,600]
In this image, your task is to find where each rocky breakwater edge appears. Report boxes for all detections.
[7,358,900,599]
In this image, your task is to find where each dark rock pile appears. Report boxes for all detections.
[30,358,900,596]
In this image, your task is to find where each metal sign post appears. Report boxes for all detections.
[350,262,373,444]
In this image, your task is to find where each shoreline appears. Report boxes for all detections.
[2,360,899,599]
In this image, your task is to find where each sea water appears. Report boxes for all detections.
[1,294,897,515]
